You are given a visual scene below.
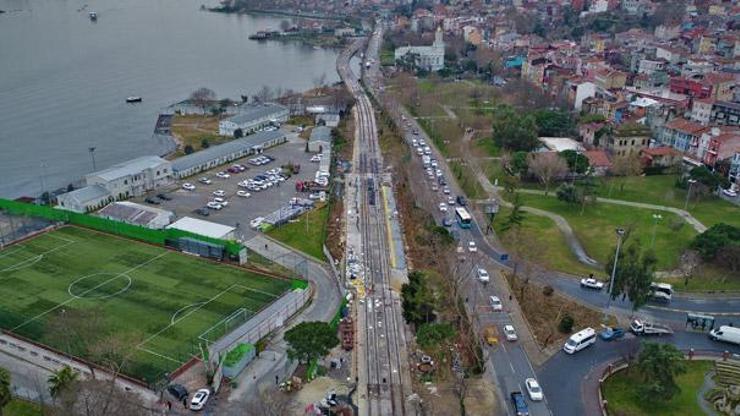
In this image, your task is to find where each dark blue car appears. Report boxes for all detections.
[511,391,529,416]
[600,327,625,341]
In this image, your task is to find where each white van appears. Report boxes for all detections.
[710,326,740,346]
[563,327,597,354]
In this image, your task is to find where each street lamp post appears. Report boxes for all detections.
[651,214,663,248]
[605,227,626,320]
[684,178,697,210]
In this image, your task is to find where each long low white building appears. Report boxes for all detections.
[218,103,289,136]
[166,217,236,240]
[171,130,288,178]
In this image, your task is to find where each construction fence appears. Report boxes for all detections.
[0,199,242,256]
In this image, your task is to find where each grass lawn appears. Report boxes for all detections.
[475,138,501,158]
[514,193,697,271]
[267,204,330,261]
[494,206,600,277]
[661,264,740,293]
[5,400,43,416]
[449,161,485,200]
[170,114,232,158]
[602,360,712,416]
[0,226,292,383]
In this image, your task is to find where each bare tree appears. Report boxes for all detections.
[45,308,106,376]
[611,153,642,177]
[312,73,327,93]
[279,20,291,32]
[527,152,568,195]
[255,85,273,103]
[51,379,150,416]
[189,87,217,115]
[225,388,297,416]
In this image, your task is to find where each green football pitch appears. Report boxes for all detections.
[0,226,292,383]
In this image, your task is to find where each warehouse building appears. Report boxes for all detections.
[218,103,289,136]
[167,217,236,240]
[171,130,288,178]
[308,126,332,153]
[97,201,174,229]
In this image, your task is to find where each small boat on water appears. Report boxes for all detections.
[125,96,142,103]
[88,11,97,21]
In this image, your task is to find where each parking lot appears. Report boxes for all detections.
[140,134,322,241]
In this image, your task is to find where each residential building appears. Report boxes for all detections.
[172,130,288,178]
[607,122,651,156]
[308,126,332,153]
[584,150,612,176]
[640,147,683,169]
[56,185,113,213]
[579,122,606,148]
[394,27,445,71]
[690,98,714,125]
[704,129,740,167]
[218,103,289,136]
[658,118,708,153]
[592,67,627,90]
[711,101,740,126]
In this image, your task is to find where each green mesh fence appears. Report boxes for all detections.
[0,199,242,256]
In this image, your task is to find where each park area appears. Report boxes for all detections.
[0,226,293,383]
[267,204,330,260]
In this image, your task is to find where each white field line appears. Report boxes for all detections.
[0,240,76,273]
[197,307,255,343]
[44,233,76,244]
[137,347,184,365]
[233,284,281,299]
[137,284,241,350]
[12,251,169,331]
[170,302,206,325]
[0,247,25,260]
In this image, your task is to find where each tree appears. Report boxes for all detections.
[189,87,216,114]
[0,368,10,416]
[51,379,144,416]
[491,105,540,151]
[560,150,590,175]
[284,321,339,364]
[501,194,526,232]
[533,110,574,137]
[184,144,194,154]
[690,223,740,262]
[688,165,730,190]
[556,183,581,204]
[201,138,210,149]
[255,85,273,103]
[605,240,657,310]
[233,128,244,139]
[401,271,437,327]
[527,152,568,194]
[636,343,686,402]
[416,322,455,349]
[558,315,574,333]
[610,153,642,187]
[48,366,79,399]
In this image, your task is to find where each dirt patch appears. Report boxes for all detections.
[505,272,608,349]
[463,377,497,416]
[170,114,231,158]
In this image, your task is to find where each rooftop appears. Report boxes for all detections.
[60,185,111,204]
[664,118,708,135]
[226,103,288,125]
[166,217,235,240]
[171,130,286,173]
[309,126,332,143]
[538,137,583,152]
[88,156,169,182]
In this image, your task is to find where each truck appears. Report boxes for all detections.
[630,319,674,336]
[709,326,740,346]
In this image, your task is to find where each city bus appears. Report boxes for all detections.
[455,207,472,229]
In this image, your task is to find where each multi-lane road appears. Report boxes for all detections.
[339,35,412,416]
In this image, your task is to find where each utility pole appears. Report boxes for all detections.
[88,147,97,171]
[605,227,625,321]
[684,178,697,210]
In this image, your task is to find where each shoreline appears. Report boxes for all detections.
[208,7,344,21]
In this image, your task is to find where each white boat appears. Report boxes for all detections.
[125,96,142,103]
[88,11,97,20]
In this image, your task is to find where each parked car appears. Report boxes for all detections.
[144,197,160,205]
[198,177,212,185]
[206,201,223,210]
[250,217,265,229]
[600,327,625,341]
[525,378,543,401]
[580,277,605,290]
[166,384,188,401]
[212,197,228,207]
[489,296,503,311]
[510,391,529,416]
[195,208,210,216]
[216,171,230,179]
[468,241,477,252]
[476,268,490,283]
[182,183,196,191]
[236,190,251,198]
[212,190,226,197]
[190,388,210,411]
[157,193,172,201]
[503,325,518,341]
[722,188,738,198]
[438,203,448,212]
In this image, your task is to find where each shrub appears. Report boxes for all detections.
[542,285,554,297]
[184,144,194,154]
[558,314,574,333]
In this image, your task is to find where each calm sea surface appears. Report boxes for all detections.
[0,0,340,198]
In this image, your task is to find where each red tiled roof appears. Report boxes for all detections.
[584,150,612,167]
[664,118,708,136]
[704,72,736,85]
[641,146,681,157]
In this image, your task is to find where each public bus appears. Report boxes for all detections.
[455,207,472,229]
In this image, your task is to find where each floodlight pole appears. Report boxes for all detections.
[684,178,697,210]
[604,227,625,321]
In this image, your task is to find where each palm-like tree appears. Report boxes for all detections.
[0,367,12,416]
[48,366,78,399]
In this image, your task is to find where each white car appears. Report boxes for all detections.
[476,268,490,283]
[468,241,477,252]
[580,278,604,290]
[443,187,451,195]
[182,183,195,191]
[310,154,322,163]
[212,190,225,197]
[431,185,439,192]
[525,378,544,401]
[206,201,222,210]
[216,171,230,179]
[250,217,265,229]
[723,188,738,198]
[439,203,448,213]
[198,177,211,185]
[489,296,503,311]
[447,196,455,205]
[236,190,251,198]
[190,388,210,410]
[212,197,228,207]
[503,325,518,341]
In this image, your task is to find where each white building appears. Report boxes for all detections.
[308,126,332,153]
[97,201,174,229]
[574,82,596,111]
[56,185,112,213]
[167,217,236,240]
[394,27,445,72]
[218,103,289,136]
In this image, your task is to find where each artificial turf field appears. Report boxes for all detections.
[0,226,292,382]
